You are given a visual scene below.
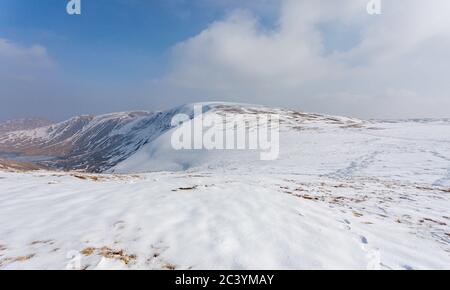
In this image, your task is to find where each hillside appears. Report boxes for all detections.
[0,118,52,134]
[0,103,364,172]
[0,103,449,270]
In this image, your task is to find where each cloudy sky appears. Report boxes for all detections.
[1,0,450,120]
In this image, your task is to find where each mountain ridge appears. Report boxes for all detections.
[0,118,53,134]
[0,103,365,173]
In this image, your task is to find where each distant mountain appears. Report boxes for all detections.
[0,111,151,172]
[0,118,52,134]
[0,103,365,173]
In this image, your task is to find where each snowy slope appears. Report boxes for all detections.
[112,103,366,173]
[0,169,448,270]
[0,112,151,171]
[0,118,52,134]
[0,103,449,270]
[112,104,450,189]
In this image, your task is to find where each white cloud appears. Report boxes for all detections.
[156,0,450,118]
[0,38,64,120]
[0,38,54,81]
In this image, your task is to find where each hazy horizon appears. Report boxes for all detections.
[3,100,450,124]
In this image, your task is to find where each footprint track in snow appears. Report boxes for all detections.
[338,217,380,269]
[330,151,382,177]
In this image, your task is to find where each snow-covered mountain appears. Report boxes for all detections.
[111,103,366,173]
[0,103,364,172]
[0,111,152,171]
[0,118,52,134]
[1,103,450,270]
[1,103,449,184]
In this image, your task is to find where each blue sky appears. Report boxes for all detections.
[0,0,280,120]
[1,0,450,120]
[0,0,237,83]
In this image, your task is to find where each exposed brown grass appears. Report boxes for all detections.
[30,240,54,246]
[162,263,176,270]
[81,247,96,256]
[70,173,142,182]
[98,247,136,265]
[72,174,100,181]
[80,247,137,265]
[353,212,364,218]
[13,254,36,262]
[0,254,36,267]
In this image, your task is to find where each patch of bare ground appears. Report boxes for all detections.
[415,186,450,194]
[80,247,96,256]
[162,263,177,270]
[419,218,447,226]
[353,211,364,218]
[282,187,321,201]
[0,254,36,267]
[80,247,137,265]
[0,158,49,172]
[298,194,319,201]
[172,185,198,191]
[30,240,54,246]
[0,245,6,251]
[72,174,100,181]
[283,186,369,205]
[70,173,142,182]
